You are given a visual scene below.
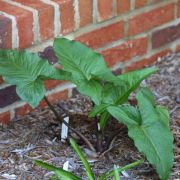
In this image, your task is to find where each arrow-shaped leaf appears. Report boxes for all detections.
[108,88,173,180]
[53,38,117,105]
[98,68,157,130]
[115,67,158,104]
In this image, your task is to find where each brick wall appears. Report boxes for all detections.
[0,0,180,123]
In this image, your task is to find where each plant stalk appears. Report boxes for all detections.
[44,96,95,152]
[99,159,144,179]
[94,117,103,152]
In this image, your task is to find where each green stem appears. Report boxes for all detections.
[99,111,110,133]
[99,159,144,179]
[94,117,103,152]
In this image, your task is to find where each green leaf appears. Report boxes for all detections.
[99,68,157,130]
[49,175,59,180]
[110,104,142,125]
[136,88,158,126]
[138,87,156,106]
[16,79,45,109]
[53,38,117,104]
[98,159,144,180]
[0,49,64,108]
[89,104,110,118]
[39,69,71,81]
[156,106,170,127]
[108,88,174,180]
[113,165,120,180]
[115,67,158,104]
[107,105,139,126]
[75,79,103,105]
[97,68,156,106]
[69,138,95,180]
[100,101,140,131]
[101,82,127,104]
[35,160,81,180]
[54,38,115,81]
[99,111,110,130]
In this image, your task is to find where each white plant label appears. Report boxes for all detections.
[61,116,69,142]
[63,161,69,171]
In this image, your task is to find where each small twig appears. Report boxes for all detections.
[11,144,46,156]
[174,155,180,160]
[57,103,69,116]
[170,105,180,115]
[99,141,122,158]
[44,96,95,152]
[105,126,127,150]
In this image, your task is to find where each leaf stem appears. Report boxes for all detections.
[99,159,144,179]
[44,96,95,152]
[94,117,103,152]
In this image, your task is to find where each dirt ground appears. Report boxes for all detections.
[0,53,179,180]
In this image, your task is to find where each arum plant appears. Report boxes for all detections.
[107,88,174,180]
[53,38,173,179]
[35,138,143,180]
[0,38,174,179]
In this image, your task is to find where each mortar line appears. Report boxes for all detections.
[93,0,98,23]
[40,0,61,37]
[3,0,41,43]
[73,0,80,30]
[28,0,177,52]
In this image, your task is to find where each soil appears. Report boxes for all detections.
[0,53,179,180]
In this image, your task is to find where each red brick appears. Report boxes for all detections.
[0,1,33,48]
[39,90,68,107]
[15,104,33,117]
[78,0,93,27]
[0,15,12,48]
[117,0,130,14]
[124,49,171,72]
[16,90,68,116]
[0,86,20,108]
[128,3,175,36]
[44,80,66,90]
[101,37,148,67]
[0,112,10,124]
[152,23,180,49]
[135,0,148,8]
[76,21,125,49]
[97,0,113,21]
[14,0,54,41]
[178,1,180,17]
[176,44,180,52]
[151,0,162,4]
[53,0,75,34]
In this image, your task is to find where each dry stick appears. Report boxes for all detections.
[104,126,127,151]
[44,96,95,152]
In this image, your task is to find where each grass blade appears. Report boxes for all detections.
[70,138,95,180]
[35,160,81,180]
[113,165,120,180]
[99,159,144,179]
